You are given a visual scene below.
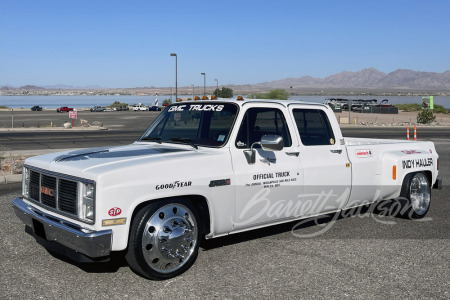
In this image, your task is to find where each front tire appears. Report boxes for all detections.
[399,172,431,219]
[126,199,200,280]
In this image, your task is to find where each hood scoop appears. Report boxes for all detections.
[54,146,187,162]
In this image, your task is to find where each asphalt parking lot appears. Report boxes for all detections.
[0,136,449,299]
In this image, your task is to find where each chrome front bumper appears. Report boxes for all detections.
[13,197,112,258]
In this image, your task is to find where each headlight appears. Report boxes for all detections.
[82,182,95,221]
[84,183,95,199]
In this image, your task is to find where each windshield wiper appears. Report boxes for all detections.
[140,137,162,144]
[169,138,198,149]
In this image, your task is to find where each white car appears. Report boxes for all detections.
[13,99,442,280]
[133,104,149,111]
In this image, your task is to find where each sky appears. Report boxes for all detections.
[1,0,449,88]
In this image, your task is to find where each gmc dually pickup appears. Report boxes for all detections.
[13,99,442,280]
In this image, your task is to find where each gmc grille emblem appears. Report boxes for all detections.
[41,186,54,197]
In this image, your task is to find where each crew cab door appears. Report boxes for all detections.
[230,104,304,230]
[289,105,351,214]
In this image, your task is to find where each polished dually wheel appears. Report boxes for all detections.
[399,172,431,219]
[142,204,198,274]
[409,172,430,217]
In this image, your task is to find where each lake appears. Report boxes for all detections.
[0,95,449,109]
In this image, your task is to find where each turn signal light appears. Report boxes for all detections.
[393,165,397,180]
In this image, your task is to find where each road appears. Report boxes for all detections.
[1,140,449,298]
[1,109,449,150]
[1,110,449,298]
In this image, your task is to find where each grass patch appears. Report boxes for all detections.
[395,104,449,114]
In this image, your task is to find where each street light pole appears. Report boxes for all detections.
[201,73,206,96]
[170,53,177,101]
[214,79,218,98]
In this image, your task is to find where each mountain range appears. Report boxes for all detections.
[250,68,450,90]
[1,68,450,92]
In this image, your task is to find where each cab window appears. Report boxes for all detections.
[236,107,292,149]
[293,109,335,146]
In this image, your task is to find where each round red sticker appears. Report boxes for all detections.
[108,207,122,216]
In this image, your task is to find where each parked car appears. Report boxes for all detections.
[56,106,74,113]
[133,104,149,111]
[90,106,106,112]
[148,106,161,111]
[114,106,129,111]
[31,106,42,111]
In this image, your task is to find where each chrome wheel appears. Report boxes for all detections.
[409,173,430,216]
[141,203,198,274]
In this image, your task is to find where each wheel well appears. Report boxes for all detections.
[130,195,211,236]
[424,170,432,186]
[402,170,432,186]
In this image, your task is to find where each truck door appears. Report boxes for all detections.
[289,106,351,215]
[231,105,304,230]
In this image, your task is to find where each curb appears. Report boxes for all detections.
[1,174,22,185]
[0,126,108,132]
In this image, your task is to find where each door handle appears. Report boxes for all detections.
[285,151,300,157]
[330,149,342,154]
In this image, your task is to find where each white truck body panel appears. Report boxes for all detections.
[15,99,440,254]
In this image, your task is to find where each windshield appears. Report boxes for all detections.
[139,102,239,147]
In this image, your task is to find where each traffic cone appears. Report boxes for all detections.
[414,125,417,141]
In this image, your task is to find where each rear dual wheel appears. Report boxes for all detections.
[399,172,431,219]
[126,199,200,280]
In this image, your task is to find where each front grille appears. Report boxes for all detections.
[28,170,79,218]
[41,175,57,207]
[59,179,78,214]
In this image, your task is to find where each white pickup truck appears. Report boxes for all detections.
[13,99,442,280]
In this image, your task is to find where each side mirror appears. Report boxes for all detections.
[260,134,284,152]
[244,134,284,164]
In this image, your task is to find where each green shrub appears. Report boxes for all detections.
[248,89,289,100]
[214,87,234,98]
[417,110,436,124]
[109,101,128,108]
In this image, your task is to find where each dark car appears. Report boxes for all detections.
[115,106,129,111]
[149,106,162,111]
[31,106,43,111]
[90,106,106,112]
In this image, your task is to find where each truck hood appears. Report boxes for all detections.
[25,142,197,179]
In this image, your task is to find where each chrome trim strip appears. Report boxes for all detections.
[13,197,111,258]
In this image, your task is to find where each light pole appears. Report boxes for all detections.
[191,84,194,99]
[170,53,177,101]
[201,72,206,96]
[214,79,218,98]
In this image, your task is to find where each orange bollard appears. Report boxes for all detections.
[414,125,417,141]
[407,126,410,140]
